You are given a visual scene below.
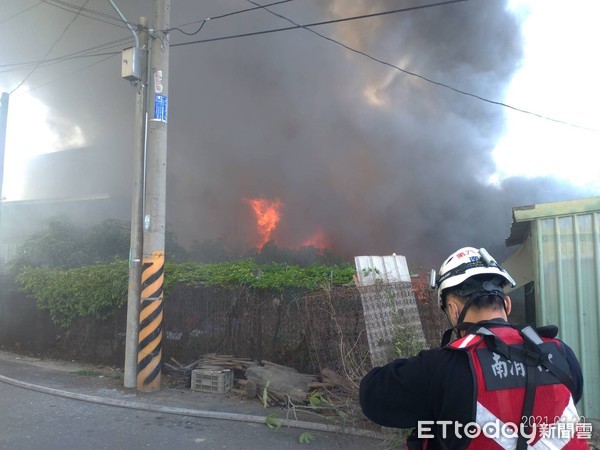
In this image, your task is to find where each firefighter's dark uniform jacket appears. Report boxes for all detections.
[359,319,585,449]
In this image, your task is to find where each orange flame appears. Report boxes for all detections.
[300,228,330,250]
[246,197,283,249]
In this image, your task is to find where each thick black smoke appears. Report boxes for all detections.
[1,0,594,267]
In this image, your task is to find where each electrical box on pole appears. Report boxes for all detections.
[122,47,142,82]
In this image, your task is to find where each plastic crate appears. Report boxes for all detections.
[191,369,233,394]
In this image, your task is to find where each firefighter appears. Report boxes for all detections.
[359,247,589,449]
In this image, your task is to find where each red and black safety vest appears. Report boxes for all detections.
[445,325,589,449]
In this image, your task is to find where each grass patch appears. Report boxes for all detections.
[74,369,101,377]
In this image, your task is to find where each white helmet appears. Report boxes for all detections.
[431,247,516,310]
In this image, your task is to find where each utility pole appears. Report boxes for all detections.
[0,92,8,203]
[138,0,170,391]
[0,93,8,239]
[123,17,149,389]
[110,0,147,389]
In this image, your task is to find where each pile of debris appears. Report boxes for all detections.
[164,353,359,411]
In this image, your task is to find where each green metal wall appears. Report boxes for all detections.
[532,212,600,419]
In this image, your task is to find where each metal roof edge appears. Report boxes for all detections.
[512,196,600,222]
[0,194,113,206]
[506,196,600,247]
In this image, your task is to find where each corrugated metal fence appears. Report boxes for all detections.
[534,211,600,419]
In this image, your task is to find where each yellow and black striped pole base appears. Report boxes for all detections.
[137,251,164,391]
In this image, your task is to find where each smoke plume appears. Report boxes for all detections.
[1,0,595,267]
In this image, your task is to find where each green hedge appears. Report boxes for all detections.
[15,259,356,328]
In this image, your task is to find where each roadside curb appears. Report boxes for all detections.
[0,373,383,440]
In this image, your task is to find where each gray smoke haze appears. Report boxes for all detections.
[1,0,595,266]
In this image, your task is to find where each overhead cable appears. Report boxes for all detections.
[1,41,129,78]
[9,0,92,94]
[171,0,468,45]
[0,1,43,26]
[258,0,598,131]
[172,0,295,30]
[175,0,595,132]
[40,0,131,30]
[14,53,119,96]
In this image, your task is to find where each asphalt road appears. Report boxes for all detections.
[0,353,384,450]
[0,380,385,450]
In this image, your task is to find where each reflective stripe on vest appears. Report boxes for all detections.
[449,326,588,450]
[475,396,580,449]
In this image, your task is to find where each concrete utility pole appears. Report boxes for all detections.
[138,0,170,391]
[123,17,149,389]
[0,93,8,196]
[0,92,7,186]
[0,93,8,235]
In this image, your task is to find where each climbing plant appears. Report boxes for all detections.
[15,260,129,328]
[16,259,356,328]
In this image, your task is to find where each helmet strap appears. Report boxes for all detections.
[456,295,476,326]
[440,293,507,346]
[456,289,507,326]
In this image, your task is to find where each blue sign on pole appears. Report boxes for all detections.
[153,94,168,122]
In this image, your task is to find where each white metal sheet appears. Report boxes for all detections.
[354,254,411,286]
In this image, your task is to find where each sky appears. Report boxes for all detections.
[493,0,600,191]
[0,0,598,265]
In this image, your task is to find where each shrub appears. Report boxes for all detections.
[16,260,356,328]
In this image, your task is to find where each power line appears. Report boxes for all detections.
[168,0,296,36]
[0,1,43,26]
[6,2,459,77]
[0,37,131,73]
[43,0,117,19]
[171,0,468,45]
[174,0,596,132]
[40,0,131,29]
[5,0,596,132]
[14,53,119,96]
[0,51,123,75]
[169,20,207,37]
[9,0,92,94]
[172,0,295,30]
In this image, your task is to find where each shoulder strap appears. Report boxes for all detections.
[470,325,575,388]
[516,326,540,450]
[518,325,576,393]
[467,324,576,450]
